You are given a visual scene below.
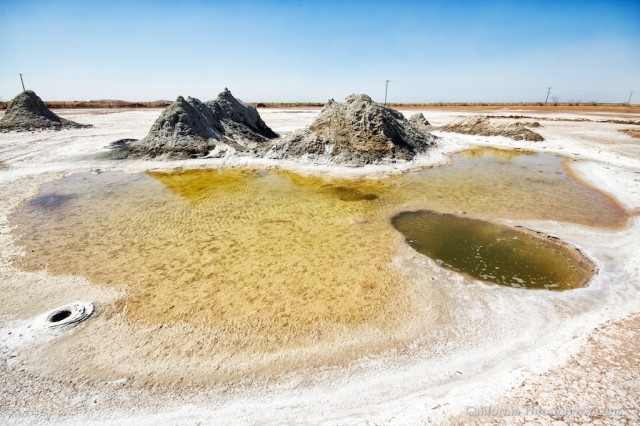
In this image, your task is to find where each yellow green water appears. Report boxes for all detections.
[10,148,626,349]
[392,210,592,290]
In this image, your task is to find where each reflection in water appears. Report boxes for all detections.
[392,210,592,290]
[29,193,77,210]
[458,147,535,160]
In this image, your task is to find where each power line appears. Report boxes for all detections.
[544,87,552,105]
[552,87,632,95]
[390,80,546,92]
[384,80,633,96]
[384,80,390,106]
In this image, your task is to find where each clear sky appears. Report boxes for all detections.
[1,0,638,103]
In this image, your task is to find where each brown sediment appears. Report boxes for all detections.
[620,128,640,138]
[440,116,544,141]
[11,169,411,354]
[561,158,629,228]
[485,114,640,125]
[457,146,536,160]
[7,149,627,385]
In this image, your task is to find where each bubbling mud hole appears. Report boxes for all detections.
[10,149,626,355]
[392,211,593,290]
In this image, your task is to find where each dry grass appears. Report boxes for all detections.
[2,100,638,112]
[394,104,640,114]
[0,100,171,110]
[486,114,640,126]
[254,103,640,114]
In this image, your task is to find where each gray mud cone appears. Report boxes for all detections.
[126,89,278,158]
[265,94,438,165]
[0,90,91,132]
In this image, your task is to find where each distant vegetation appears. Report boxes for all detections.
[253,102,638,109]
[0,100,637,110]
[0,100,172,109]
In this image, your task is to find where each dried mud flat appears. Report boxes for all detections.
[0,106,639,424]
[448,314,640,425]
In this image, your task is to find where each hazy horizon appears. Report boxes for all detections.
[1,0,638,104]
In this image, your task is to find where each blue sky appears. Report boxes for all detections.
[1,0,638,103]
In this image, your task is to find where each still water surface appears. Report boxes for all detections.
[11,149,625,346]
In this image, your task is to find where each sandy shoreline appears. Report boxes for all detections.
[0,107,639,424]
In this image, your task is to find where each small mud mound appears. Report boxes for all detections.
[409,112,431,129]
[33,301,95,331]
[621,128,640,139]
[0,90,91,132]
[441,115,544,141]
[124,89,277,158]
[265,94,438,165]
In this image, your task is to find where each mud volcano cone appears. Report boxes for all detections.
[265,94,438,165]
[409,113,431,129]
[126,88,278,158]
[0,90,90,132]
[207,88,278,140]
[130,95,221,157]
[441,115,543,141]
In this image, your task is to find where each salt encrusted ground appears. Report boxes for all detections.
[447,314,640,425]
[0,107,638,425]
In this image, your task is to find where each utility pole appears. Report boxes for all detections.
[627,91,634,105]
[544,87,551,105]
[384,80,390,106]
[19,73,25,91]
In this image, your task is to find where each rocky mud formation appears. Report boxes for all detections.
[409,113,432,130]
[122,89,277,158]
[441,115,544,141]
[264,94,438,165]
[0,90,91,132]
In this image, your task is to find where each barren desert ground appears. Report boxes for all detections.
[1,106,639,425]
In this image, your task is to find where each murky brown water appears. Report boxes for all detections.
[10,148,626,349]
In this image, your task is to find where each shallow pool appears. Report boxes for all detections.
[392,210,592,290]
[10,148,625,349]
